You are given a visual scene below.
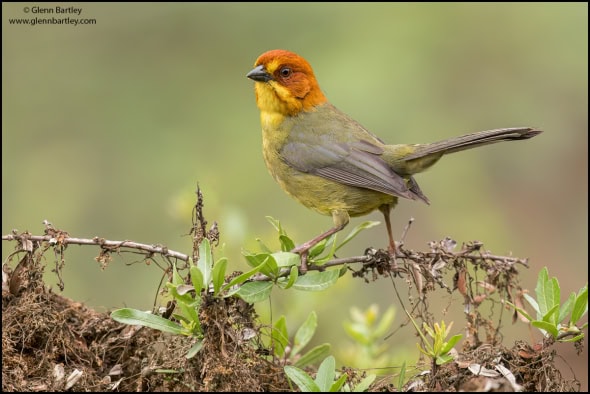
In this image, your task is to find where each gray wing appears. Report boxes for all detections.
[279,107,428,203]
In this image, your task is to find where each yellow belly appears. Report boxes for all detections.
[263,143,396,217]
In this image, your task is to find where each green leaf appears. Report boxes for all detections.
[542,304,560,325]
[330,372,348,392]
[264,216,295,251]
[272,251,300,268]
[292,311,317,357]
[190,266,204,295]
[560,333,585,343]
[266,216,284,234]
[417,342,432,358]
[272,316,289,358]
[259,255,279,278]
[111,308,189,336]
[172,312,190,325]
[336,221,380,251]
[436,353,454,365]
[243,253,279,279]
[256,238,273,254]
[558,292,576,325]
[294,343,331,368]
[212,257,227,296]
[178,303,201,334]
[353,373,376,392]
[396,362,407,392]
[197,239,213,286]
[338,264,348,277]
[284,366,320,392]
[536,267,560,320]
[571,285,588,324]
[235,281,273,303]
[167,283,201,328]
[308,237,328,258]
[243,250,268,268]
[279,234,296,252]
[278,265,299,290]
[441,334,463,354]
[532,320,559,338]
[292,270,339,291]
[548,278,560,324]
[172,263,184,286]
[316,356,336,392]
[421,322,435,338]
[186,340,203,359]
[221,259,269,292]
[311,234,338,264]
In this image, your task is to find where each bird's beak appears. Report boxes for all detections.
[247,65,273,82]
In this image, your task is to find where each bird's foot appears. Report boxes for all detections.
[387,242,398,270]
[299,252,309,274]
[387,242,407,276]
[290,244,311,274]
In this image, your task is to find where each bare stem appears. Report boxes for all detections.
[3,232,529,283]
[2,233,189,261]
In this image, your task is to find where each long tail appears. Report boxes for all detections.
[404,127,542,160]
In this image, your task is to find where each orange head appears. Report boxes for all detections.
[247,50,327,116]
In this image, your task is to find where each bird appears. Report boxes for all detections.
[246,49,542,272]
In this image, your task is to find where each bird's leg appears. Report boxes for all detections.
[291,210,349,273]
[378,204,397,267]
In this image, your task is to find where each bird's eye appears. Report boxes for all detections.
[279,67,292,78]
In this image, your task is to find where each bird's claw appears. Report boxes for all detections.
[289,245,310,274]
[298,252,309,274]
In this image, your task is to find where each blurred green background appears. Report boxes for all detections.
[3,2,587,387]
